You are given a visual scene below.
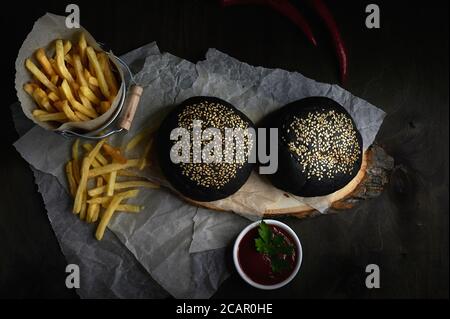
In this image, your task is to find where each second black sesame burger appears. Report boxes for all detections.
[262,96,363,197]
[156,96,255,202]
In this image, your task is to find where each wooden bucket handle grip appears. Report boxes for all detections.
[119,85,143,131]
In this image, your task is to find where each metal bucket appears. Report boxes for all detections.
[57,53,142,140]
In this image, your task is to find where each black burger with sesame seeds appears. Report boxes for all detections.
[261,97,363,197]
[156,96,256,202]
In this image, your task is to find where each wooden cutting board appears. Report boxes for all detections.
[176,145,394,218]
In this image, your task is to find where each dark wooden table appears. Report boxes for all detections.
[0,0,448,299]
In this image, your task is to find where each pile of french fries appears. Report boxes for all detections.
[24,32,120,124]
[66,128,157,240]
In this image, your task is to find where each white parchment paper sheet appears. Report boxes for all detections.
[13,41,385,297]
[12,43,231,298]
[11,104,168,299]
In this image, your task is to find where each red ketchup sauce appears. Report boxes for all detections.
[237,225,297,286]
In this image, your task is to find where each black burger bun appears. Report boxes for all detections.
[156,96,255,202]
[261,96,363,197]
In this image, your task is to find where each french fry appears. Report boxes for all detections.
[80,191,87,220]
[66,161,77,197]
[97,177,104,188]
[103,144,127,164]
[90,178,103,223]
[72,139,80,184]
[55,40,75,83]
[93,189,140,238]
[61,100,81,122]
[61,110,152,238]
[61,80,97,118]
[80,86,101,105]
[68,67,77,81]
[53,100,64,112]
[49,58,64,78]
[88,60,95,78]
[98,53,119,97]
[119,205,142,213]
[125,126,155,152]
[47,91,60,102]
[50,75,59,85]
[32,86,47,99]
[88,180,157,197]
[88,159,140,178]
[95,195,123,240]
[117,169,141,178]
[59,79,74,100]
[83,69,93,81]
[35,48,55,77]
[87,189,140,204]
[96,177,104,191]
[35,112,67,123]
[84,70,102,96]
[78,91,95,114]
[84,69,103,98]
[88,166,127,183]
[23,83,36,96]
[100,101,111,114]
[90,204,101,223]
[87,187,101,223]
[78,32,88,65]
[86,140,107,168]
[87,197,111,205]
[73,54,88,87]
[86,203,96,223]
[89,156,104,169]
[63,40,72,55]
[58,86,66,100]
[79,93,93,110]
[32,109,48,117]
[72,81,80,96]
[73,139,106,213]
[75,111,91,121]
[72,139,80,161]
[82,144,108,165]
[64,54,74,66]
[33,87,56,112]
[88,76,99,87]
[88,158,109,183]
[86,47,110,98]
[106,170,117,197]
[25,59,58,93]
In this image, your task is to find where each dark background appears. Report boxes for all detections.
[0,0,448,299]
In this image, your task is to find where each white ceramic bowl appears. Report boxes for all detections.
[233,219,303,290]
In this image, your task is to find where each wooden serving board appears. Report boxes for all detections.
[183,145,394,218]
[289,145,393,218]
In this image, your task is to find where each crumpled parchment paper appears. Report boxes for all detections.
[13,34,385,297]
[13,42,232,298]
[11,104,168,299]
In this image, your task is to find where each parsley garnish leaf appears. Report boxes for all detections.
[258,220,271,244]
[254,220,295,274]
[271,258,289,273]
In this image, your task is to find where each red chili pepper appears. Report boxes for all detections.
[309,0,348,84]
[220,0,318,47]
[220,0,349,84]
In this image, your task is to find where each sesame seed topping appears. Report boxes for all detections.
[175,101,252,189]
[282,109,361,180]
